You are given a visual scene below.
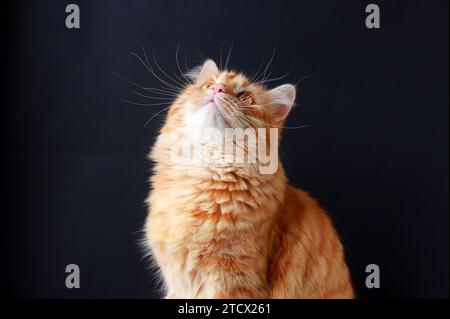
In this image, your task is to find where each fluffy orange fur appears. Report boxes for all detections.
[144,60,353,298]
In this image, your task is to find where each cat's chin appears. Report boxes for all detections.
[204,101,221,112]
[185,101,227,131]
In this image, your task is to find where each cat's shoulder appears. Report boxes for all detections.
[283,185,336,230]
[284,185,322,211]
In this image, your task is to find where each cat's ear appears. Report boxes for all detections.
[190,59,220,84]
[267,84,296,122]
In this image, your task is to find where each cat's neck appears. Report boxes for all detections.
[149,129,287,216]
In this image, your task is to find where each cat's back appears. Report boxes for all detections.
[267,186,354,298]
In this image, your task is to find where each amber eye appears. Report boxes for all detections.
[236,91,254,105]
[201,81,214,90]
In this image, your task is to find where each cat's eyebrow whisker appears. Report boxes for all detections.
[250,59,268,83]
[150,49,188,89]
[261,45,276,83]
[248,63,264,82]
[172,68,190,87]
[140,43,183,89]
[183,54,191,80]
[130,51,180,92]
[258,71,273,85]
[252,45,276,85]
[171,62,191,86]
[219,40,225,70]
[131,45,183,93]
[255,67,294,86]
[224,39,233,71]
[175,44,194,86]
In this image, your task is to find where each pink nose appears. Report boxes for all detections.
[211,83,227,94]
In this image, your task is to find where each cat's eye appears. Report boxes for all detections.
[201,81,214,90]
[236,91,254,105]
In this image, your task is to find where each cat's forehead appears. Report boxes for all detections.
[214,71,251,93]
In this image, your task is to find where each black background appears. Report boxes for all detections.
[0,0,448,299]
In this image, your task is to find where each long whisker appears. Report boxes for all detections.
[175,43,193,86]
[114,70,180,98]
[246,113,308,130]
[183,54,191,78]
[142,105,172,128]
[222,98,257,128]
[195,48,207,62]
[257,73,283,85]
[249,59,268,84]
[262,44,276,83]
[256,67,294,86]
[233,111,257,128]
[220,99,249,128]
[113,71,153,91]
[295,75,311,86]
[230,108,253,128]
[121,99,172,107]
[129,51,180,93]
[254,44,276,85]
[150,49,188,88]
[132,89,175,101]
[224,38,234,71]
[222,107,252,151]
[229,100,309,130]
[132,44,183,92]
[142,87,179,97]
[219,39,226,70]
[230,108,258,127]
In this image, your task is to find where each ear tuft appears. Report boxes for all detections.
[188,59,220,84]
[267,84,296,122]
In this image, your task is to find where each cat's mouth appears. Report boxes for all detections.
[204,97,224,115]
[191,94,237,129]
[212,95,227,111]
[204,100,220,112]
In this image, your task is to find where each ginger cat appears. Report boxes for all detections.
[144,59,353,298]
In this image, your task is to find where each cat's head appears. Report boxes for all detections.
[161,60,296,133]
